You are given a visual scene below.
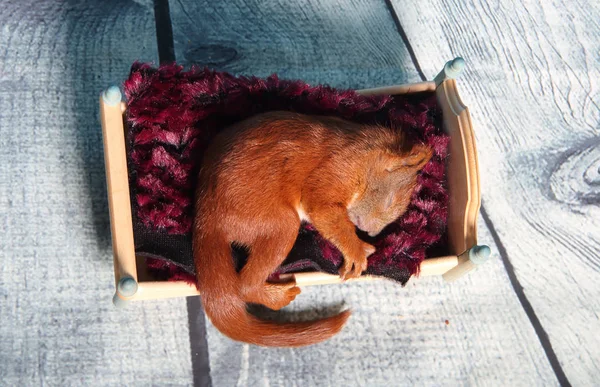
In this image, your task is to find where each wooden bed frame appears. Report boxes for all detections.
[100,58,490,306]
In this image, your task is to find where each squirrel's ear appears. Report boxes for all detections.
[386,144,433,172]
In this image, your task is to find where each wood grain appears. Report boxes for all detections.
[0,0,194,385]
[170,0,557,384]
[169,0,421,88]
[388,0,600,383]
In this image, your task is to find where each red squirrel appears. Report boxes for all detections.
[193,111,432,347]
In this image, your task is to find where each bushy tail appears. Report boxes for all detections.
[195,233,350,347]
[203,296,350,347]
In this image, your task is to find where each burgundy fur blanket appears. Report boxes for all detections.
[123,63,449,285]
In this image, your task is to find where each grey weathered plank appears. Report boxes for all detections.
[387,0,600,384]
[169,0,418,88]
[0,1,193,385]
[170,0,557,385]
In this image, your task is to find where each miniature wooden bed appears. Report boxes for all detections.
[100,58,490,306]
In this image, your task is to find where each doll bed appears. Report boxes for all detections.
[100,58,490,306]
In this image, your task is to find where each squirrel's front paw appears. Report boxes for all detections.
[339,243,375,280]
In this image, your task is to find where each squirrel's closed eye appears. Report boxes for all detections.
[384,192,395,209]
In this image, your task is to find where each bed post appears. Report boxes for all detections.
[113,276,139,307]
[442,245,491,282]
[434,57,465,86]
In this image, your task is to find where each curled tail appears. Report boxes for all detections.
[195,233,350,347]
[202,295,351,347]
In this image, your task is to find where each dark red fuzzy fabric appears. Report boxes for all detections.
[124,62,449,281]
[145,256,197,286]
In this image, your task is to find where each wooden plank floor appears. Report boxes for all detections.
[0,1,195,385]
[168,0,582,385]
[168,0,417,88]
[387,0,600,385]
[1,0,597,385]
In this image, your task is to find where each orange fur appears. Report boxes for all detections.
[193,111,432,347]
